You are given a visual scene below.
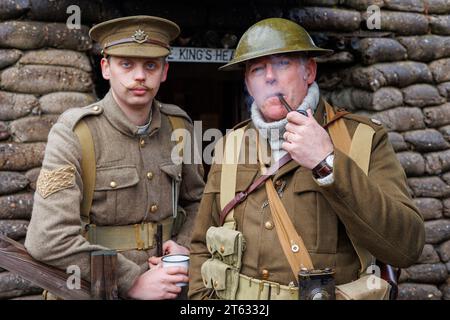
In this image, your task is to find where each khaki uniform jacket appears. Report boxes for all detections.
[25,90,205,297]
[188,99,425,300]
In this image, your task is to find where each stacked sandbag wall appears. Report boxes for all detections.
[295,0,450,300]
[0,0,107,299]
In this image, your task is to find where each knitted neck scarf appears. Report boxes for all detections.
[251,82,320,162]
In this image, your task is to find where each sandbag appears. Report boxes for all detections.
[414,198,443,221]
[371,107,425,132]
[358,38,407,65]
[402,84,446,107]
[0,193,33,220]
[429,15,450,35]
[424,103,450,128]
[398,35,450,62]
[396,151,425,176]
[404,129,449,152]
[0,49,22,69]
[39,92,96,114]
[0,92,37,121]
[289,6,361,31]
[350,61,432,91]
[19,49,92,72]
[408,177,450,198]
[0,143,46,171]
[361,10,428,35]
[429,58,450,83]
[424,150,450,175]
[0,21,91,51]
[1,65,92,94]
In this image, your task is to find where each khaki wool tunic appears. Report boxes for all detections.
[25,90,205,297]
[188,99,425,300]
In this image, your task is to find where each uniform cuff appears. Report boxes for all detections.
[313,156,335,186]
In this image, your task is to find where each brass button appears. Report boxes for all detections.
[139,138,145,147]
[146,171,153,180]
[214,280,218,287]
[110,181,117,188]
[264,221,274,230]
[220,245,225,254]
[150,204,158,213]
[261,269,269,280]
[92,105,99,111]
[275,180,282,187]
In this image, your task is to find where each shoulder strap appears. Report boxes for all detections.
[325,101,352,155]
[219,127,246,229]
[347,122,376,275]
[73,120,96,225]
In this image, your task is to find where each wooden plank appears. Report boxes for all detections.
[0,235,90,300]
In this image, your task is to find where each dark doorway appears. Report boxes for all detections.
[157,62,249,133]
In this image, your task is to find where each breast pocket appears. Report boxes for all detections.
[293,168,338,254]
[92,165,140,225]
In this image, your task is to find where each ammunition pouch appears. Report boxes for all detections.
[201,226,245,299]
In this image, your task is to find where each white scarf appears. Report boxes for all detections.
[251,82,320,162]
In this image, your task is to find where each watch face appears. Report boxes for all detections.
[325,154,334,167]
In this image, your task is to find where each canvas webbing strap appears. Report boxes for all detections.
[257,140,314,277]
[325,101,352,155]
[347,122,376,274]
[74,120,96,224]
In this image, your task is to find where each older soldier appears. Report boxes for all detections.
[25,16,205,300]
[189,18,425,300]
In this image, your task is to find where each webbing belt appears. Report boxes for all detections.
[85,217,173,252]
[235,273,298,300]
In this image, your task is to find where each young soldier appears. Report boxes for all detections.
[189,18,425,300]
[25,16,205,300]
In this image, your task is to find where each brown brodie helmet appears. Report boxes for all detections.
[220,17,333,71]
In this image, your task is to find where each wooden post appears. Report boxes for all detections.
[90,250,118,300]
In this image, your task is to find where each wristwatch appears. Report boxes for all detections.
[312,153,334,179]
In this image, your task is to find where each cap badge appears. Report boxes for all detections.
[132,29,148,43]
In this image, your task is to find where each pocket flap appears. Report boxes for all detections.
[206,226,240,257]
[201,258,230,290]
[160,162,182,182]
[95,165,139,191]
